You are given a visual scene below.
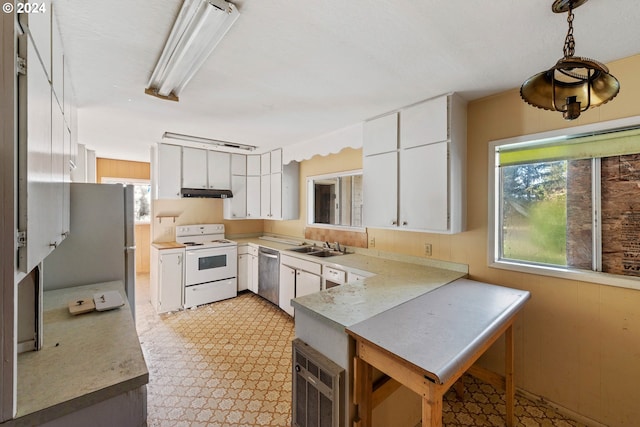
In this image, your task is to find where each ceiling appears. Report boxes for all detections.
[52,0,640,162]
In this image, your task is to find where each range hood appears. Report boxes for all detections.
[180,188,233,199]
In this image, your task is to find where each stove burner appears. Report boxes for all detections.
[183,242,204,246]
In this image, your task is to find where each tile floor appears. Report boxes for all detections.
[135,274,588,427]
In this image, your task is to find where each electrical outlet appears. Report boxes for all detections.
[369,237,376,248]
[424,243,432,256]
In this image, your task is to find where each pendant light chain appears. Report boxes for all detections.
[563,5,576,58]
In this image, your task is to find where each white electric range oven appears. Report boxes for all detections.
[176,224,238,309]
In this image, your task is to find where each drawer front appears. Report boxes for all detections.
[347,272,367,283]
[281,254,321,275]
[238,244,250,255]
[323,267,346,284]
[248,244,259,256]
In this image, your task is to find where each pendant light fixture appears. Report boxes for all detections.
[520,0,620,120]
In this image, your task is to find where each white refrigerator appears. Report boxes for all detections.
[43,183,136,319]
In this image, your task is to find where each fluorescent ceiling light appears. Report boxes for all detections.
[163,132,257,151]
[145,0,240,102]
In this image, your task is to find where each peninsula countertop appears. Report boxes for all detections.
[233,236,468,330]
[15,281,148,425]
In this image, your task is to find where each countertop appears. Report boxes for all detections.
[233,236,468,331]
[152,241,185,250]
[15,281,149,425]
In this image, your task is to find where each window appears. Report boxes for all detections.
[489,119,640,289]
[307,170,363,229]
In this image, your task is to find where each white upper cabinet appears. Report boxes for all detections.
[231,154,246,176]
[270,148,282,173]
[363,152,398,227]
[207,151,231,189]
[400,95,448,149]
[246,176,261,218]
[182,147,208,188]
[363,93,466,234]
[260,152,270,175]
[155,144,182,198]
[247,155,261,176]
[51,12,64,109]
[363,112,398,156]
[399,142,448,231]
[18,5,78,272]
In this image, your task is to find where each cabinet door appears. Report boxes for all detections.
[363,112,398,156]
[159,251,184,313]
[231,153,246,175]
[247,155,261,175]
[363,152,398,228]
[260,152,271,175]
[51,100,65,244]
[20,41,53,272]
[296,270,321,298]
[182,147,207,188]
[400,142,449,231]
[279,264,296,316]
[246,176,261,218]
[260,175,271,218]
[157,144,182,198]
[270,149,282,173]
[270,172,282,219]
[249,254,259,293]
[207,151,231,189]
[401,95,449,149]
[226,175,246,218]
[237,253,248,291]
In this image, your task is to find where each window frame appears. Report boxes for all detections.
[488,116,640,291]
[306,169,365,231]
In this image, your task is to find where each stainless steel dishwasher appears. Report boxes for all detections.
[258,247,280,305]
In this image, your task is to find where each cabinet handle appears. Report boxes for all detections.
[391,220,397,225]
[402,221,408,226]
[49,241,58,248]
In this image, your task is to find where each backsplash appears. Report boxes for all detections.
[304,226,368,248]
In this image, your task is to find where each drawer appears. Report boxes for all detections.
[323,267,346,284]
[347,272,368,283]
[281,254,322,275]
[238,244,250,255]
[248,244,259,256]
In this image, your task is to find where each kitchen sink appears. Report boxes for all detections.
[308,250,344,257]
[288,246,321,253]
[287,246,344,257]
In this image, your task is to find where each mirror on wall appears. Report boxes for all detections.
[307,170,363,228]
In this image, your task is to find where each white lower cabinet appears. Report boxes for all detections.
[279,265,296,316]
[279,254,322,317]
[238,244,259,293]
[150,247,184,314]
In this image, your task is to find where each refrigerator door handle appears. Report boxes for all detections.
[126,246,137,251]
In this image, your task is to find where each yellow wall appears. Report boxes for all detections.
[271,55,640,425]
[152,198,264,242]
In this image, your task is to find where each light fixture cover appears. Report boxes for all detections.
[163,132,257,151]
[146,0,240,101]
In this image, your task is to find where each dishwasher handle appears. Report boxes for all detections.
[260,252,279,260]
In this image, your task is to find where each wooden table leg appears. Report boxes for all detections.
[353,356,373,427]
[505,324,514,427]
[422,386,443,427]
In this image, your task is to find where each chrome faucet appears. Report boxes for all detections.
[334,242,341,252]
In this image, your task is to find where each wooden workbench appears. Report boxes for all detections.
[346,278,530,427]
